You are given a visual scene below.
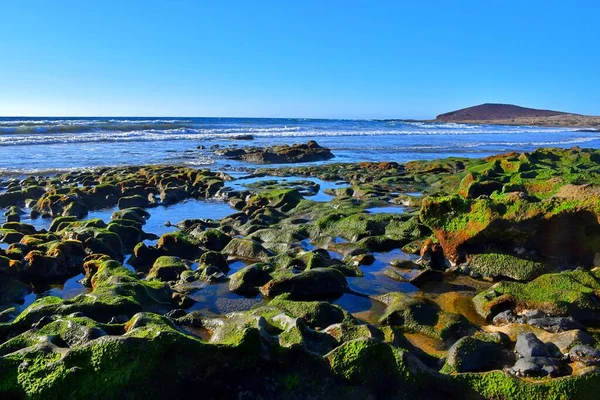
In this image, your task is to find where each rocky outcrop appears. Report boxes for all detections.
[215,140,334,164]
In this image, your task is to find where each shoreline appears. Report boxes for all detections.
[0,146,599,398]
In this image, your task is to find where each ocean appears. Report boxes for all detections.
[1,117,599,175]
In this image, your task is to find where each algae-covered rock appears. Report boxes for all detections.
[467,253,549,281]
[473,269,600,324]
[148,256,189,281]
[260,268,348,300]
[194,228,231,251]
[222,238,274,262]
[420,192,600,266]
[377,292,477,341]
[326,339,399,386]
[156,231,201,259]
[441,332,514,374]
[269,295,351,329]
[228,263,274,295]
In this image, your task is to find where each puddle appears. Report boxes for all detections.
[403,332,447,358]
[122,255,136,272]
[32,273,91,300]
[181,325,213,341]
[227,260,248,274]
[3,199,235,238]
[348,249,420,296]
[333,293,386,324]
[364,206,406,214]
[187,283,263,315]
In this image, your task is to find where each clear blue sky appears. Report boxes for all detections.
[1,0,598,119]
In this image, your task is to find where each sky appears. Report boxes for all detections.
[0,0,598,119]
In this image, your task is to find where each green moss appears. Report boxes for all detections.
[268,295,352,328]
[473,269,600,321]
[326,339,398,386]
[454,369,600,400]
[468,253,549,281]
[378,292,476,341]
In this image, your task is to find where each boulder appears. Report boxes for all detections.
[259,268,348,300]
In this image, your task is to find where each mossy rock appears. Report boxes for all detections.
[377,292,477,341]
[148,256,189,281]
[467,253,550,281]
[228,263,274,296]
[222,238,273,262]
[325,339,399,386]
[194,228,231,251]
[269,295,352,329]
[111,207,150,224]
[440,332,514,374]
[473,269,600,324]
[260,268,348,300]
[156,231,201,259]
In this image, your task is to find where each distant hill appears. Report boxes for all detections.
[434,103,600,127]
[437,103,568,121]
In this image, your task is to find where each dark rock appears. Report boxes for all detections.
[510,357,566,378]
[229,263,273,296]
[442,333,514,373]
[118,195,150,210]
[493,310,522,326]
[527,316,582,333]
[515,333,549,358]
[215,141,334,164]
[569,345,600,366]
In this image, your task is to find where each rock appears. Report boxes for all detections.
[2,222,36,235]
[510,356,566,378]
[229,134,254,140]
[216,141,334,164]
[539,330,594,354]
[157,231,202,259]
[259,268,348,300]
[228,263,273,296]
[194,228,231,251]
[527,316,582,333]
[112,207,150,224]
[222,238,273,262]
[569,345,600,366]
[420,190,600,267]
[473,269,600,324]
[159,187,190,205]
[467,253,548,281]
[118,195,150,209]
[493,310,522,326]
[417,239,448,270]
[24,250,69,279]
[148,256,189,281]
[228,198,246,210]
[269,295,349,329]
[441,332,514,373]
[197,251,229,273]
[515,333,549,358]
[129,242,163,271]
[377,292,477,341]
[326,339,398,386]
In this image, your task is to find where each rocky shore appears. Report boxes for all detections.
[0,147,599,399]
[214,140,335,164]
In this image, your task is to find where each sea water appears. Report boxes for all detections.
[1,117,598,174]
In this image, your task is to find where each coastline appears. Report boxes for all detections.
[0,144,599,398]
